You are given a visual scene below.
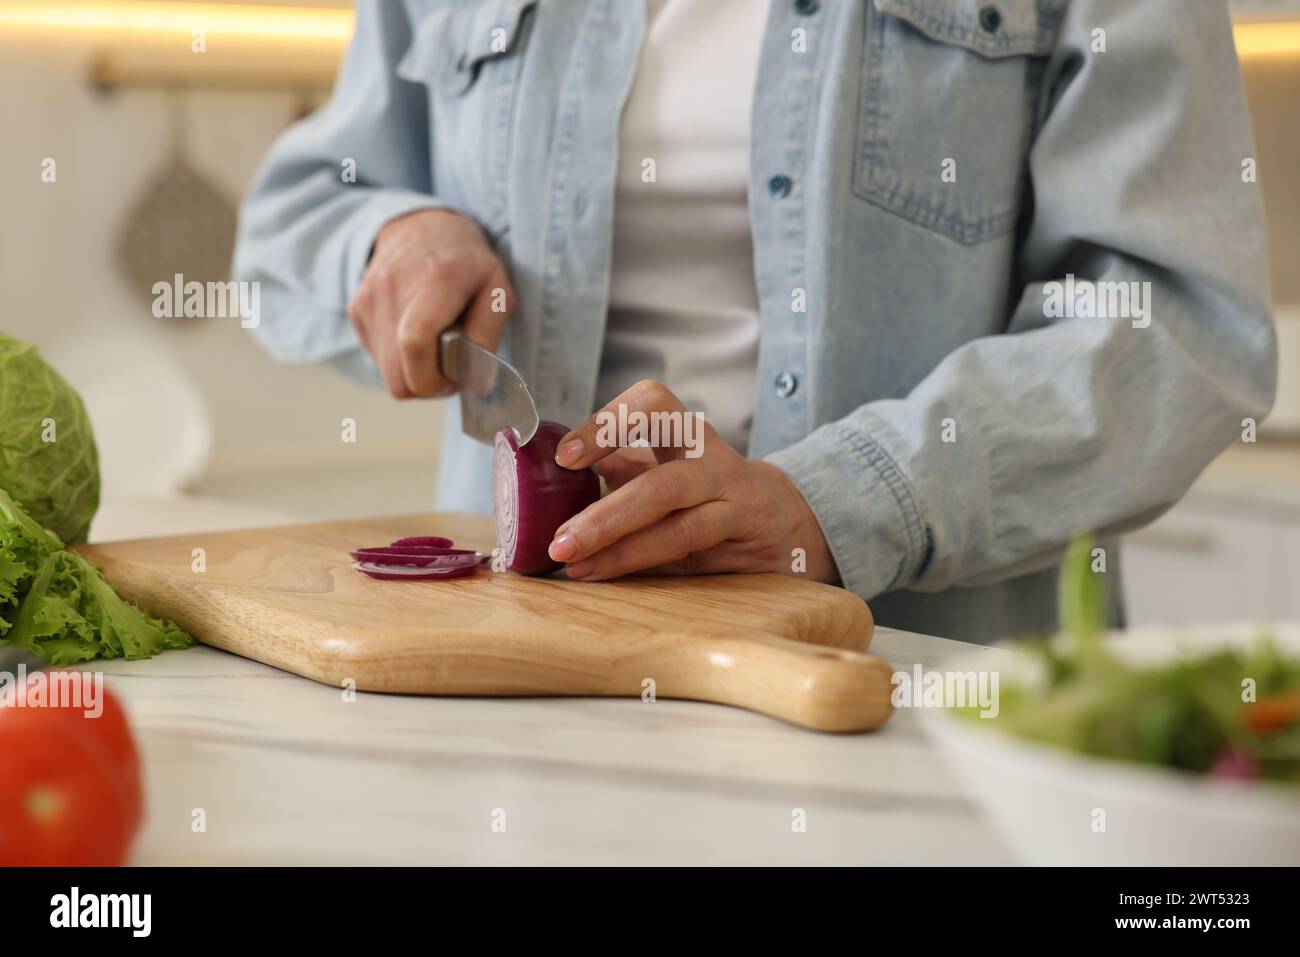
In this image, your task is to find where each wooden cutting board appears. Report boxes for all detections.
[74,514,892,732]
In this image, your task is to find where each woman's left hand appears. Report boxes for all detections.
[546,380,839,583]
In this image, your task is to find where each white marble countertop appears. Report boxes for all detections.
[80,431,1294,866]
[82,494,1015,864]
[96,627,1013,866]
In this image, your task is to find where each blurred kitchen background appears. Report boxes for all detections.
[1,0,1297,628]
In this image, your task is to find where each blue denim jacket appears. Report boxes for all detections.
[235,0,1276,643]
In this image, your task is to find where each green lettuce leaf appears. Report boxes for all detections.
[0,485,192,664]
[0,485,61,635]
[4,550,193,665]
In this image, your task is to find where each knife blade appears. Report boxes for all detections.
[0,644,45,676]
[438,329,540,446]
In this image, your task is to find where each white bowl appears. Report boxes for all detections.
[923,622,1300,866]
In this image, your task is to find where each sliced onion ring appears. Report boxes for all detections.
[350,546,485,567]
[388,536,454,548]
[352,560,482,581]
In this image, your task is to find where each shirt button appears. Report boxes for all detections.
[768,174,793,199]
[774,372,798,398]
[978,5,1002,32]
[794,0,819,14]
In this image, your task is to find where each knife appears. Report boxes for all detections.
[438,329,540,446]
[0,644,46,689]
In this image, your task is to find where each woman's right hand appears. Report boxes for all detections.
[347,208,516,398]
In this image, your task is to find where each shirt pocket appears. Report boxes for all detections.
[854,0,1065,246]
[397,0,538,237]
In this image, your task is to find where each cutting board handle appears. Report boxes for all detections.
[624,631,895,733]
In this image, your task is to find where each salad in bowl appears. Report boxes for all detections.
[924,537,1300,866]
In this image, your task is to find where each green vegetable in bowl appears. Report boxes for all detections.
[966,535,1300,784]
[0,333,100,544]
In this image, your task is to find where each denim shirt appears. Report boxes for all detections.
[235,0,1276,644]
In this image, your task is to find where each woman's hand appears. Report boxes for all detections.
[547,380,840,583]
[348,209,516,398]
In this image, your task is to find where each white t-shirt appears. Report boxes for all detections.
[597,0,766,453]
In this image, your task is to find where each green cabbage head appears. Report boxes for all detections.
[0,333,100,544]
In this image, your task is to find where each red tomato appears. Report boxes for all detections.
[0,725,134,865]
[0,671,142,865]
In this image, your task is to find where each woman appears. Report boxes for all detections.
[235,0,1275,642]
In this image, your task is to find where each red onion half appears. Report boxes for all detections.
[493,421,600,575]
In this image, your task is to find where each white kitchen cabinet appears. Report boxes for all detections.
[1282,524,1300,620]
[1123,505,1288,624]
[1122,443,1300,625]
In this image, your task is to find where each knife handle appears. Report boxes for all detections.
[438,328,466,384]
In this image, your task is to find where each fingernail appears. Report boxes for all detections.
[555,438,584,467]
[549,532,578,562]
[566,560,593,579]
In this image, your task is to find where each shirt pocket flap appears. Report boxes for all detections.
[871,0,1062,59]
[397,0,537,95]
